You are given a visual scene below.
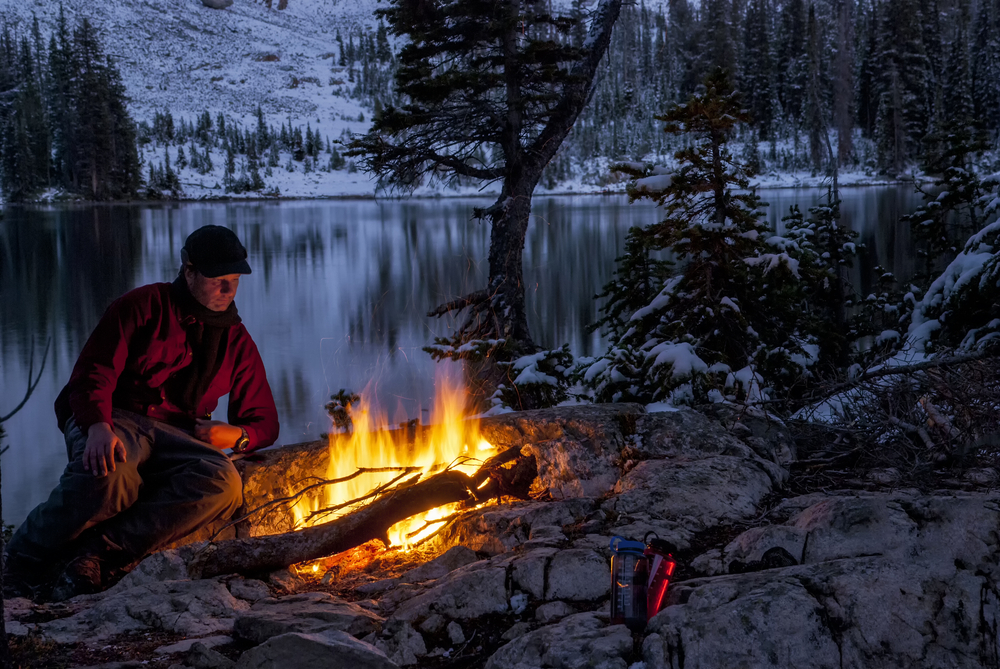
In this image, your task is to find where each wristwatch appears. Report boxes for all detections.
[233,427,250,454]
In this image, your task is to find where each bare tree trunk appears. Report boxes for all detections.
[833,0,854,166]
[0,455,12,669]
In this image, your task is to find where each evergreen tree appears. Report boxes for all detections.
[587,70,806,404]
[350,0,624,407]
[247,138,264,191]
[741,0,775,140]
[780,191,860,375]
[971,0,1000,133]
[224,144,236,192]
[775,0,807,129]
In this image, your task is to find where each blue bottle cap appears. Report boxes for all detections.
[610,536,647,553]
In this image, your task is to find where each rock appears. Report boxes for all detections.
[40,580,248,644]
[373,621,427,666]
[430,498,598,555]
[389,564,510,623]
[235,630,398,669]
[695,403,797,465]
[267,568,306,593]
[201,0,234,10]
[544,549,609,601]
[234,592,383,644]
[485,612,633,669]
[480,403,645,452]
[155,635,232,655]
[398,546,479,583]
[524,436,621,499]
[644,493,1000,668]
[186,641,237,669]
[446,620,465,644]
[501,622,533,641]
[606,456,776,531]
[633,410,756,461]
[110,547,197,588]
[417,613,447,634]
[721,524,808,570]
[228,578,271,602]
[535,601,575,623]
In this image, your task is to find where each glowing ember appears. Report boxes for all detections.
[290,374,496,550]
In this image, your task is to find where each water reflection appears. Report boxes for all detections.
[0,190,922,524]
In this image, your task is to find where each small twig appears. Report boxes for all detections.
[304,470,419,525]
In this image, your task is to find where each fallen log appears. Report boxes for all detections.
[188,446,534,578]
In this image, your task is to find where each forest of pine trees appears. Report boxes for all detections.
[547,0,1000,182]
[0,10,140,202]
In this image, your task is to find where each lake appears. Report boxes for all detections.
[0,188,923,524]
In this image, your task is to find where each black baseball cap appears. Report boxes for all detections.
[181,225,252,277]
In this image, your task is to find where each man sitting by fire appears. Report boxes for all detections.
[4,225,279,601]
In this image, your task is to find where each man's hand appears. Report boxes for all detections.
[84,422,126,477]
[194,419,242,450]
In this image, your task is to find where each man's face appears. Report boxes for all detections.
[185,267,241,312]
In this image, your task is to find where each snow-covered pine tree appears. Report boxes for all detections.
[904,122,988,287]
[586,70,807,405]
[780,191,860,378]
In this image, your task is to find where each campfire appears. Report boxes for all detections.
[187,377,537,580]
[291,377,497,549]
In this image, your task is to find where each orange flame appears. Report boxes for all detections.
[291,373,495,550]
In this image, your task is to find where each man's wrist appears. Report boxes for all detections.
[232,427,250,453]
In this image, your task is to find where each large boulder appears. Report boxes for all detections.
[234,592,383,644]
[485,612,633,669]
[235,630,398,669]
[649,492,1000,668]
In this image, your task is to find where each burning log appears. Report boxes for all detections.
[187,446,535,579]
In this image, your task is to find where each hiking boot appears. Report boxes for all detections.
[49,553,104,602]
[2,552,47,601]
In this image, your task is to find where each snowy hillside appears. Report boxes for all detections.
[0,0,377,121]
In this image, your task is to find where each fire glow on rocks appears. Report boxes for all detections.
[289,378,496,550]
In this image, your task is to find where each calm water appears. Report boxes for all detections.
[0,189,922,524]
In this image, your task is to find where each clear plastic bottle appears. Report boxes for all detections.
[609,536,648,631]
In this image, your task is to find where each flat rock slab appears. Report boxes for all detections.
[40,579,249,644]
[234,592,383,644]
[235,630,399,669]
[485,612,633,669]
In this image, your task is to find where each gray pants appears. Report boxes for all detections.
[7,408,242,564]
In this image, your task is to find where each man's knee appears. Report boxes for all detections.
[194,457,243,516]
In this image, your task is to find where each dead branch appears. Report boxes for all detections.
[813,350,997,405]
[188,445,530,578]
[889,416,936,450]
[427,289,489,318]
[0,338,51,424]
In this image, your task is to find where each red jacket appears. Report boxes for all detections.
[55,283,279,452]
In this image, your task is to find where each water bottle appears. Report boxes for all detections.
[643,532,677,620]
[609,536,648,631]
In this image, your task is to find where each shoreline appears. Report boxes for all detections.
[3,175,923,208]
